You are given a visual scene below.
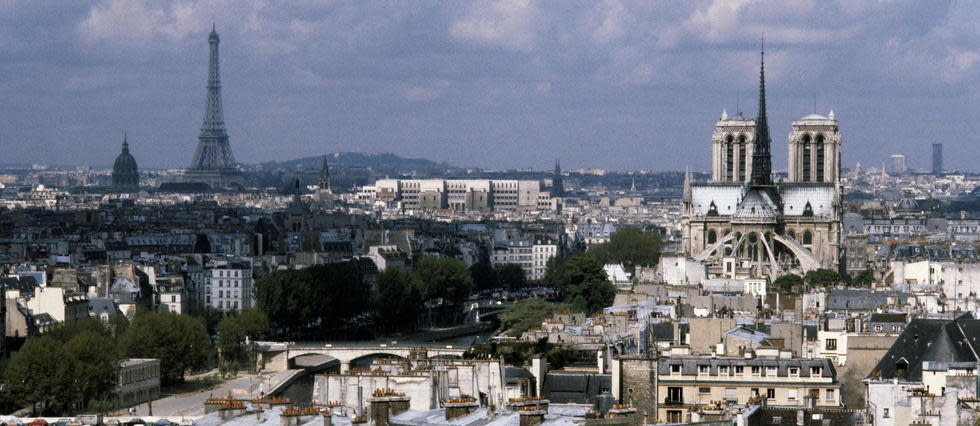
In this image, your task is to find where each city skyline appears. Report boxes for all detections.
[0,1,977,172]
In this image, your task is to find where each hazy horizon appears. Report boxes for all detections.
[1,1,976,172]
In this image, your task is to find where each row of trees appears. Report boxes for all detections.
[3,312,211,416]
[254,257,475,335]
[216,307,271,368]
[253,261,371,333]
[470,262,527,291]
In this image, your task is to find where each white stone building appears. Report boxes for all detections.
[490,240,557,281]
[206,259,254,311]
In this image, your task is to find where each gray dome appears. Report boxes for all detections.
[112,136,139,189]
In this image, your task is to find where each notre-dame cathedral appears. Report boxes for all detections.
[682,49,842,280]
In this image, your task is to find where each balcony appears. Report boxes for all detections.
[663,397,684,405]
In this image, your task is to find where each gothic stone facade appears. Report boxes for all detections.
[683,112,842,279]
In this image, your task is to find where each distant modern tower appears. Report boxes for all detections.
[932,143,943,175]
[551,160,565,198]
[185,24,244,188]
[889,154,907,175]
[111,133,139,190]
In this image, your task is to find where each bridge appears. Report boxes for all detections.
[254,341,468,373]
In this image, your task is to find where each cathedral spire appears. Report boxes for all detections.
[319,155,331,191]
[750,36,773,187]
[552,159,565,198]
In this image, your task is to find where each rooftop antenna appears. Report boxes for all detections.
[736,91,740,116]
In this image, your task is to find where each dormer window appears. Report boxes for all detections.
[802,202,814,217]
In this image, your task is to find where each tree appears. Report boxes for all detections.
[236,307,271,339]
[414,256,475,304]
[254,269,316,330]
[254,261,371,335]
[216,316,246,363]
[308,262,370,328]
[589,227,661,272]
[375,268,424,332]
[852,269,875,287]
[64,331,119,409]
[496,264,527,290]
[805,269,842,287]
[470,262,499,290]
[217,308,271,367]
[120,311,211,385]
[551,252,615,315]
[4,336,77,415]
[541,255,567,288]
[773,274,804,292]
[498,299,564,337]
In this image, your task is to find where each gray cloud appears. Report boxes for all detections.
[0,0,975,172]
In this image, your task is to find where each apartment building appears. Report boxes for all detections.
[655,348,841,423]
[362,179,553,212]
[490,240,557,281]
[206,259,253,312]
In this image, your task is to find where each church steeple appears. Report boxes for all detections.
[319,155,331,191]
[750,37,773,187]
[552,159,565,198]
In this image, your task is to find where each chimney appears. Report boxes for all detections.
[518,407,546,426]
[369,388,411,425]
[445,397,479,421]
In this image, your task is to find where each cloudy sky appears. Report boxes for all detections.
[0,0,976,172]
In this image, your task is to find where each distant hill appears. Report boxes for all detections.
[256,152,456,173]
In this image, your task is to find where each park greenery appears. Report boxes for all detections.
[254,257,477,336]
[497,299,568,337]
[3,312,212,416]
[544,251,616,315]
[587,226,661,273]
[774,268,866,292]
[216,307,271,368]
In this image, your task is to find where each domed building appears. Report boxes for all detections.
[111,134,139,190]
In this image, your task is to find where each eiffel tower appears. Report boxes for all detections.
[184,24,244,188]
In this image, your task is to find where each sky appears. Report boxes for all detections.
[0,0,977,172]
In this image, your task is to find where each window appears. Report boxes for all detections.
[789,367,799,377]
[666,387,683,403]
[750,388,759,397]
[772,416,782,424]
[766,366,777,376]
[825,339,837,350]
[718,365,729,375]
[698,387,711,394]
[811,367,823,376]
[767,388,776,399]
[698,365,710,375]
[725,388,737,401]
[735,366,744,374]
[788,389,798,400]
[751,366,761,376]
[882,408,889,418]
[875,325,883,332]
[666,410,683,423]
[671,364,682,375]
[826,389,835,402]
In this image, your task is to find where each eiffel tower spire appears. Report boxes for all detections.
[186,24,243,187]
[751,35,773,187]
